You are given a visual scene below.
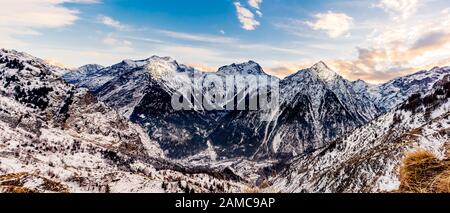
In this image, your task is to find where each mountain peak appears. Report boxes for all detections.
[311,61,328,69]
[310,61,338,82]
[217,60,267,75]
[148,55,174,62]
[78,64,104,72]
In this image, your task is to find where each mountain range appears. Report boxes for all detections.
[1,48,449,192]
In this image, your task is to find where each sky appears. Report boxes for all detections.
[0,0,450,83]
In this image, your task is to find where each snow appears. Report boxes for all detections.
[310,61,337,82]
[22,177,45,189]
[432,98,450,119]
[271,132,282,153]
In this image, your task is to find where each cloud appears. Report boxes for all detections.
[102,34,133,52]
[304,6,450,84]
[154,44,232,66]
[256,10,263,17]
[0,0,98,48]
[329,13,450,83]
[119,35,164,44]
[248,0,262,10]
[188,63,217,72]
[234,2,260,30]
[158,30,238,44]
[306,11,354,38]
[45,58,67,68]
[237,43,308,56]
[375,0,419,20]
[443,8,450,15]
[97,15,130,31]
[265,60,316,78]
[248,0,263,17]
[68,0,101,3]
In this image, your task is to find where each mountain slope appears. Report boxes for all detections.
[209,62,381,160]
[0,49,246,193]
[369,66,450,111]
[269,74,450,192]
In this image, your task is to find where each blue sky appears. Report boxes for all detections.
[1,0,450,83]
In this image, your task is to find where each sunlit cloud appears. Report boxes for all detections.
[306,11,354,38]
[248,0,263,17]
[188,63,217,72]
[375,0,419,20]
[234,1,260,30]
[248,0,262,10]
[329,9,450,83]
[264,60,316,78]
[0,0,99,48]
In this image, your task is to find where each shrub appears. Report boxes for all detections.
[399,150,446,192]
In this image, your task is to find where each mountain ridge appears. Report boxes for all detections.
[62,53,449,160]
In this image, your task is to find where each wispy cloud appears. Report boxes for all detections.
[119,35,164,44]
[306,11,354,38]
[0,0,99,48]
[237,43,308,56]
[374,0,419,20]
[154,44,233,66]
[234,2,260,30]
[158,30,238,44]
[102,34,133,52]
[69,0,101,3]
[97,15,130,31]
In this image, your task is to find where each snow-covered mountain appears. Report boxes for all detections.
[64,58,384,160]
[217,60,268,75]
[3,48,449,193]
[0,49,247,193]
[269,74,450,192]
[271,62,380,153]
[369,66,450,111]
[63,64,104,85]
[207,61,381,160]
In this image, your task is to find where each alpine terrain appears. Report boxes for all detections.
[0,48,449,193]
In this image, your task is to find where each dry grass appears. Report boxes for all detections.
[1,186,35,193]
[0,172,28,181]
[409,128,423,136]
[399,149,450,193]
[433,171,450,193]
[0,172,69,193]
[243,186,261,193]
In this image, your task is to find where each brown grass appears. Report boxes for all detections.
[399,149,450,193]
[1,186,35,193]
[433,171,450,193]
[0,172,69,193]
[243,186,261,193]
